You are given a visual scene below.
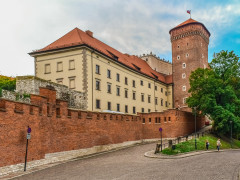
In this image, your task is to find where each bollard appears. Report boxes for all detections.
[154,144,161,154]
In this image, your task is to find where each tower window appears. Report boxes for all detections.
[183,97,187,104]
[182,73,186,79]
[182,86,186,91]
[182,63,186,68]
[177,55,180,60]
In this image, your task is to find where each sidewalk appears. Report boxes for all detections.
[144,149,224,159]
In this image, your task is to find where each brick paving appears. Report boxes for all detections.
[7,143,240,180]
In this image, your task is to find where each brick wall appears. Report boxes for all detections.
[0,87,205,167]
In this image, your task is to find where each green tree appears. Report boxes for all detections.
[0,75,16,96]
[187,51,240,135]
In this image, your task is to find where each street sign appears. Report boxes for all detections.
[27,127,31,133]
[159,127,162,132]
[27,133,31,139]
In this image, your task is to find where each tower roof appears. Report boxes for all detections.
[169,18,210,36]
[29,28,172,84]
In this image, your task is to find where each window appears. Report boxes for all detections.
[125,77,128,85]
[183,97,187,104]
[161,99,163,106]
[45,64,51,74]
[141,93,144,102]
[202,54,204,58]
[161,88,163,93]
[177,55,180,60]
[142,118,145,124]
[186,53,189,57]
[117,104,120,112]
[125,89,128,98]
[168,117,171,122]
[148,109,151,113]
[165,101,168,107]
[164,117,167,122]
[107,102,111,110]
[132,80,135,87]
[140,80,143,86]
[155,97,158,105]
[155,86,157,91]
[182,73,186,79]
[57,62,63,72]
[177,45,180,48]
[165,91,168,96]
[182,86,186,91]
[182,63,186,68]
[107,83,112,93]
[133,91,136,100]
[141,108,144,113]
[133,106,136,114]
[96,79,100,90]
[149,118,151,123]
[148,95,151,103]
[155,117,158,123]
[125,105,128,113]
[116,73,120,82]
[107,69,111,78]
[96,99,101,109]
[116,86,120,96]
[69,77,75,89]
[148,83,151,88]
[69,60,75,70]
[96,65,100,74]
[56,78,63,85]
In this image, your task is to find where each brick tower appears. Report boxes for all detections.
[169,18,210,108]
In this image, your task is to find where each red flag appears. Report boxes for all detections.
[187,10,191,14]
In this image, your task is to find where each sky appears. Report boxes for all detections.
[0,0,240,77]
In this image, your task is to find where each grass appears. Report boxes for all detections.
[161,134,240,155]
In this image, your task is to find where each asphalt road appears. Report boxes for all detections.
[13,143,240,180]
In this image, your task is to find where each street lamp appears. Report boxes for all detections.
[194,107,197,150]
[230,121,232,148]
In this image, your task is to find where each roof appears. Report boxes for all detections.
[169,18,210,36]
[30,28,173,84]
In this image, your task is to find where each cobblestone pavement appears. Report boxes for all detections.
[12,143,240,180]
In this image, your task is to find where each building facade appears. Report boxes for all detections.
[30,18,210,114]
[30,29,173,114]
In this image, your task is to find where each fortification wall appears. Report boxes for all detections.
[0,87,205,167]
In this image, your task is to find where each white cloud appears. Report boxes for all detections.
[0,0,239,76]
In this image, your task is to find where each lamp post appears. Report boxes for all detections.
[194,107,197,150]
[230,121,232,148]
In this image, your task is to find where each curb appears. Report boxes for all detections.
[144,149,240,159]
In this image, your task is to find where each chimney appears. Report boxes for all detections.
[85,30,93,37]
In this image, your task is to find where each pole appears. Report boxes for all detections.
[161,130,162,152]
[24,139,29,171]
[230,121,232,148]
[194,107,197,150]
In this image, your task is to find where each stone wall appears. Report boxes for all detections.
[0,87,205,168]
[16,76,87,109]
